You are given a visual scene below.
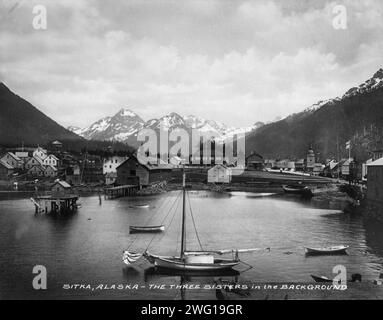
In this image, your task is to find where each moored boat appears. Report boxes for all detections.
[305,245,349,255]
[283,185,313,198]
[129,225,165,234]
[123,167,262,272]
[311,274,333,282]
[130,204,149,209]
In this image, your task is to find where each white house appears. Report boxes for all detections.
[43,154,59,167]
[208,164,232,183]
[33,147,48,160]
[25,156,45,170]
[0,152,22,168]
[103,156,128,174]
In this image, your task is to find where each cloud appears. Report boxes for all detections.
[0,0,383,128]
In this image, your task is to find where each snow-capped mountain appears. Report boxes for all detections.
[68,110,256,143]
[343,68,383,99]
[69,108,145,141]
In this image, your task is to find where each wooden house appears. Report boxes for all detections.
[0,160,14,180]
[43,155,59,168]
[0,152,22,169]
[33,147,48,160]
[44,165,58,178]
[207,164,232,183]
[28,165,45,177]
[245,151,264,171]
[51,180,72,195]
[25,156,45,170]
[116,156,173,187]
[367,158,383,208]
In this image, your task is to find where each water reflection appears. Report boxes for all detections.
[1,191,383,299]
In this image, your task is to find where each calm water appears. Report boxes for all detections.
[1,191,383,300]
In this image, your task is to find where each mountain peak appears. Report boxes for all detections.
[373,68,383,79]
[115,108,139,118]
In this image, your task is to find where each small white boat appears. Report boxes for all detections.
[129,225,165,234]
[130,204,149,209]
[311,274,333,283]
[305,245,349,255]
[144,252,240,271]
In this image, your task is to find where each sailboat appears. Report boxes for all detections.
[123,168,264,272]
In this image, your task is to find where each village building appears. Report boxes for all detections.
[245,151,264,171]
[372,149,383,161]
[44,165,58,178]
[306,148,316,172]
[33,147,48,160]
[81,155,104,183]
[295,159,305,171]
[14,151,29,159]
[366,158,383,211]
[51,180,72,195]
[105,172,117,185]
[28,165,45,177]
[0,152,23,168]
[341,158,353,178]
[103,156,128,174]
[264,159,276,169]
[43,154,59,168]
[25,156,45,170]
[312,163,325,176]
[65,165,81,186]
[116,156,173,187]
[51,140,63,150]
[275,159,290,170]
[362,158,373,180]
[0,160,14,180]
[207,164,232,183]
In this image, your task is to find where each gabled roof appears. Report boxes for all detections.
[52,180,71,188]
[46,154,59,160]
[45,165,58,171]
[117,155,173,171]
[52,140,62,145]
[0,159,14,170]
[28,165,45,172]
[246,151,263,160]
[3,152,21,162]
[28,156,45,166]
[367,157,383,166]
[35,146,47,153]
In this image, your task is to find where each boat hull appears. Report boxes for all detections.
[144,253,239,271]
[305,246,348,256]
[129,225,165,234]
[311,275,333,283]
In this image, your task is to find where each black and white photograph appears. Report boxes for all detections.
[1,0,383,307]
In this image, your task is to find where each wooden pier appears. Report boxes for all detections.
[32,195,79,215]
[104,185,140,199]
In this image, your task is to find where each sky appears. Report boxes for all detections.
[0,0,383,128]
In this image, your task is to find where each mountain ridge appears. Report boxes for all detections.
[0,82,82,146]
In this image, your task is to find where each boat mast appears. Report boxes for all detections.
[180,166,186,258]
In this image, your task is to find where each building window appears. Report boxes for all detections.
[130,170,136,175]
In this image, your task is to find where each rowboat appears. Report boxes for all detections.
[129,204,149,209]
[283,185,310,194]
[129,225,165,234]
[123,167,261,272]
[311,274,333,283]
[305,245,349,255]
[283,185,313,198]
